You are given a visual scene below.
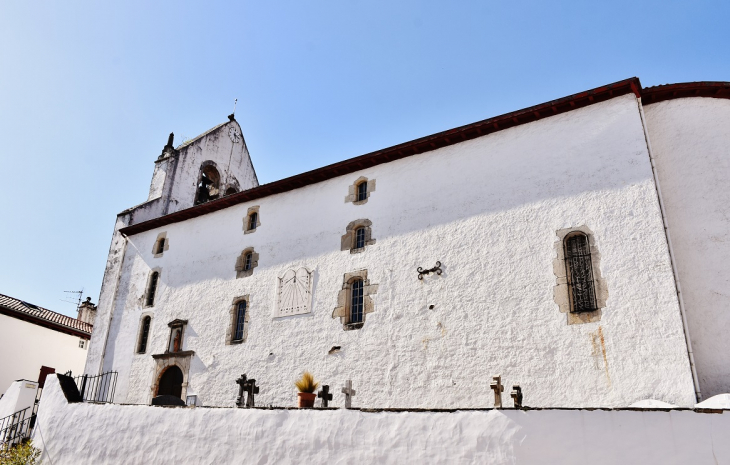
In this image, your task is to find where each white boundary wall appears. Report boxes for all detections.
[34,376,730,465]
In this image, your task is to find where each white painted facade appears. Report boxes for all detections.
[643,97,730,399]
[34,375,730,465]
[0,314,87,396]
[84,91,709,409]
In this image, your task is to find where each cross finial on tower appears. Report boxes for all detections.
[228,98,238,122]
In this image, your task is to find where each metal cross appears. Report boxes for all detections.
[244,378,259,408]
[510,385,523,408]
[318,385,333,408]
[235,374,248,408]
[341,380,356,409]
[490,375,504,409]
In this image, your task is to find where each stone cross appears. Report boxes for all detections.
[244,378,259,408]
[235,374,248,408]
[318,385,333,408]
[341,380,356,409]
[490,375,504,409]
[510,385,523,408]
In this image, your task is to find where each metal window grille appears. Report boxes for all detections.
[248,212,258,230]
[138,316,151,353]
[156,238,165,254]
[350,279,364,323]
[357,182,367,202]
[244,252,253,271]
[564,234,597,313]
[234,301,246,341]
[146,272,159,307]
[355,228,366,249]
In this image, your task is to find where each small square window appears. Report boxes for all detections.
[79,340,86,349]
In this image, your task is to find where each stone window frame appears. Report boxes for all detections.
[341,219,376,254]
[553,226,608,325]
[135,312,154,355]
[226,295,251,345]
[144,268,162,308]
[243,206,261,234]
[345,176,376,205]
[235,247,259,278]
[332,270,378,331]
[166,319,188,353]
[152,232,169,258]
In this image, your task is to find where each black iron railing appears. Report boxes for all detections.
[0,407,34,447]
[74,371,118,403]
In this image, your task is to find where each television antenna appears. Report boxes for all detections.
[61,289,84,311]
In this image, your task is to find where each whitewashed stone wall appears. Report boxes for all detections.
[88,94,696,408]
[84,120,258,377]
[34,376,730,465]
[644,97,730,399]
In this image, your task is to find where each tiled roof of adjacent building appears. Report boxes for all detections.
[0,293,92,338]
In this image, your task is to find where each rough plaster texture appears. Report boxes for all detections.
[0,314,87,396]
[644,98,730,399]
[87,95,696,409]
[35,376,730,465]
[85,120,258,377]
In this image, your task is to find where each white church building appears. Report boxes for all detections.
[83,77,730,409]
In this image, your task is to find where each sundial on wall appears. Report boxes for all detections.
[228,126,241,143]
[275,268,313,317]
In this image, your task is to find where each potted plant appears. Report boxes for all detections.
[295,371,319,408]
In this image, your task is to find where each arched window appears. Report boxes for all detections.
[234,301,246,341]
[354,227,366,249]
[248,212,258,231]
[243,252,253,271]
[564,233,597,313]
[357,182,368,202]
[350,279,364,324]
[194,164,221,205]
[137,316,151,354]
[146,272,159,307]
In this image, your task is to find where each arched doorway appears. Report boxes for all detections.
[157,365,183,399]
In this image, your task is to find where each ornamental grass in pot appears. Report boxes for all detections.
[295,371,319,408]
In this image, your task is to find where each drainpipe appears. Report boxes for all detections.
[636,98,702,403]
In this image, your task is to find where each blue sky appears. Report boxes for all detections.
[1,1,728,317]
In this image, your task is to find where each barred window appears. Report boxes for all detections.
[248,212,258,231]
[146,272,159,307]
[357,182,368,202]
[350,279,364,324]
[354,227,366,249]
[234,301,246,341]
[564,233,597,313]
[137,316,151,353]
[243,252,253,271]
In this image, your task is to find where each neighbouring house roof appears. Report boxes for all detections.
[0,293,92,339]
[120,78,730,237]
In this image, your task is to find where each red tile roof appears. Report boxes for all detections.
[0,293,92,338]
[119,78,730,238]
